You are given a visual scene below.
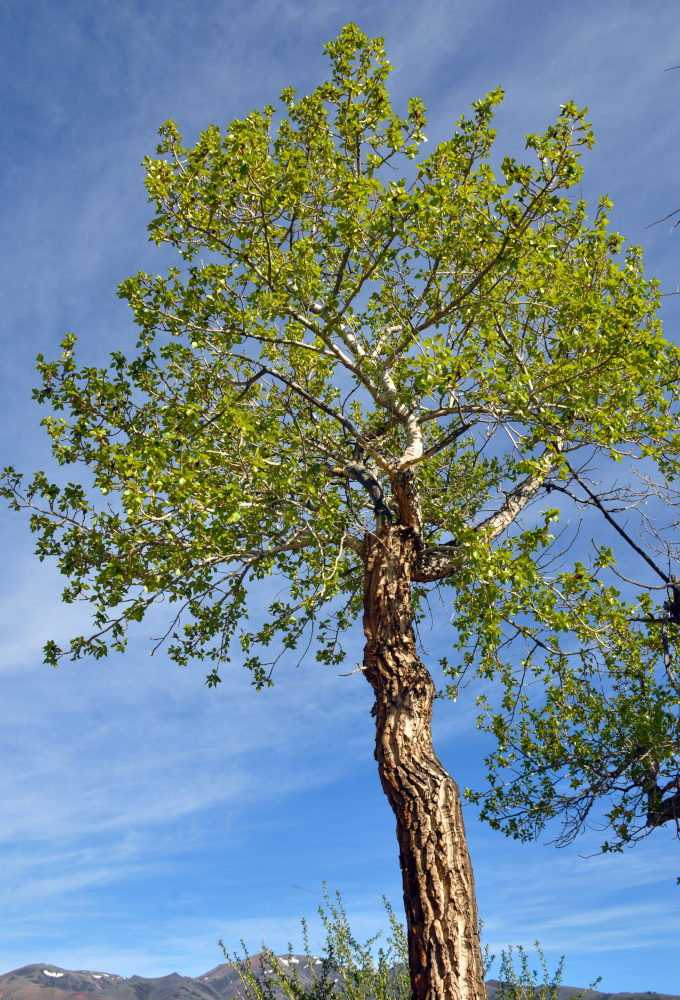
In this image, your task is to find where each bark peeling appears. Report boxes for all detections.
[362,525,486,1000]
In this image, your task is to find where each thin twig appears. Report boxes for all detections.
[565,462,669,583]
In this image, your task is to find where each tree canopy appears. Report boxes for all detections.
[4,22,680,860]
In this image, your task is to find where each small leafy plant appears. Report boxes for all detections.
[219,884,411,1000]
[220,888,600,1000]
[492,941,601,1000]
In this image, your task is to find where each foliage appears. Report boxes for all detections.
[492,942,600,1000]
[219,888,599,1000]
[220,885,412,1000]
[466,610,680,852]
[3,23,680,851]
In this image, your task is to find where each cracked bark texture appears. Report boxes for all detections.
[362,525,486,1000]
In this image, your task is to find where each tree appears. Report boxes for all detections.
[4,23,680,1000]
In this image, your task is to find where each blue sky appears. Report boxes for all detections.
[1,0,679,993]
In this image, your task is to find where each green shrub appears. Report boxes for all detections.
[220,887,600,1000]
[491,941,601,1000]
[219,884,410,1000]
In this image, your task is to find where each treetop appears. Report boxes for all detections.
[3,22,680,852]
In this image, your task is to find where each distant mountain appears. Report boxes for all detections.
[484,984,680,1000]
[0,960,676,1000]
[0,958,325,1000]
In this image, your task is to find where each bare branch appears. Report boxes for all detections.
[565,462,669,583]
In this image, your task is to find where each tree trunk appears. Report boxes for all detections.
[362,524,486,1000]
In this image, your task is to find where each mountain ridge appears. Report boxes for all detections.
[1,961,676,1000]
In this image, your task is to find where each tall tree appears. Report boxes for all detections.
[4,24,680,1000]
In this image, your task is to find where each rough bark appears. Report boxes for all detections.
[647,788,680,827]
[362,524,486,1000]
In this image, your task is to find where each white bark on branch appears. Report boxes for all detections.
[478,442,562,542]
[286,278,423,467]
[413,441,563,583]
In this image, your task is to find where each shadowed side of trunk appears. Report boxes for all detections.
[362,525,486,1000]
